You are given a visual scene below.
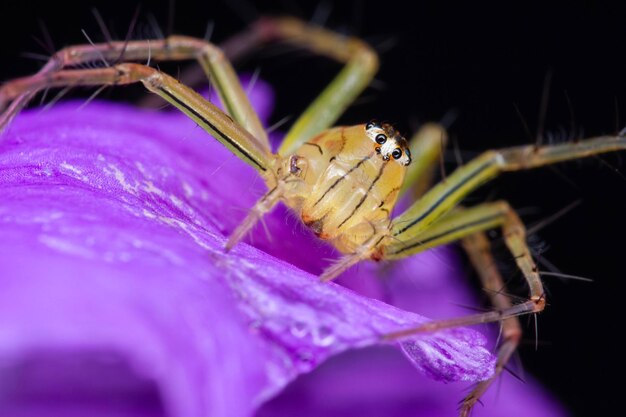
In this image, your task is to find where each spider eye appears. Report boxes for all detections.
[366,120,379,130]
[375,134,387,144]
[392,148,402,160]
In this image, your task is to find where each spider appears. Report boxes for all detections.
[1,16,625,416]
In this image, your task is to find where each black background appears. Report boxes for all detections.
[2,1,625,415]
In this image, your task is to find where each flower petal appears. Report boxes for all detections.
[0,82,495,416]
[257,346,567,417]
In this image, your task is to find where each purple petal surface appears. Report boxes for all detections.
[0,79,498,417]
[258,250,569,417]
[257,345,567,417]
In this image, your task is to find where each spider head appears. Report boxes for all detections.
[364,120,412,166]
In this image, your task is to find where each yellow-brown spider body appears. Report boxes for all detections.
[275,123,409,254]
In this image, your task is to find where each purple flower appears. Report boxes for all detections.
[0,78,566,416]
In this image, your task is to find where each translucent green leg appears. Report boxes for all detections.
[153,17,379,155]
[0,63,271,172]
[385,200,544,304]
[392,135,626,239]
[400,123,448,197]
[251,17,379,155]
[0,36,269,152]
[459,232,523,417]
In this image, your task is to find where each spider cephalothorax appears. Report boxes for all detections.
[286,123,408,253]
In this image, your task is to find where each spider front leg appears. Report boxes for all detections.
[392,135,626,238]
[268,17,379,155]
[0,36,269,150]
[0,61,272,174]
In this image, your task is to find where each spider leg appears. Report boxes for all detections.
[253,17,379,155]
[391,135,626,240]
[381,201,542,417]
[0,62,271,172]
[385,201,544,311]
[319,236,382,282]
[225,180,283,251]
[400,123,449,197]
[459,232,522,416]
[138,24,267,107]
[0,36,269,152]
